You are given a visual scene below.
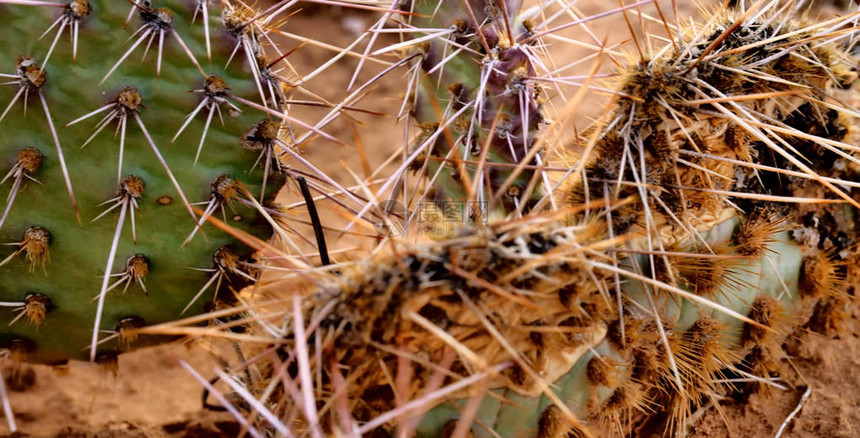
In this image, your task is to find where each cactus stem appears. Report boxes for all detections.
[171,75,241,164]
[3,301,27,326]
[242,122,277,201]
[102,3,203,84]
[357,361,512,435]
[89,177,145,359]
[169,27,206,77]
[68,86,141,173]
[588,260,765,327]
[39,15,67,69]
[37,0,90,66]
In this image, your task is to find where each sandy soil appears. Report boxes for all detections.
[1,1,857,437]
[688,300,860,438]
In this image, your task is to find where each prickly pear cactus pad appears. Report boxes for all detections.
[407,0,545,214]
[0,0,288,364]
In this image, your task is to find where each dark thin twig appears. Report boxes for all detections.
[297,176,330,266]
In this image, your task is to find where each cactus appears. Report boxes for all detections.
[406,0,545,215]
[159,0,859,437]
[0,0,856,436]
[0,0,286,365]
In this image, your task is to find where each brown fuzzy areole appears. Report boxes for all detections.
[735,209,787,257]
[22,293,50,327]
[537,405,592,438]
[673,243,744,298]
[742,294,784,347]
[15,148,43,175]
[15,226,52,272]
[594,380,651,433]
[586,356,621,388]
[799,251,846,299]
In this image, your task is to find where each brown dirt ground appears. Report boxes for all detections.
[687,299,860,438]
[2,1,858,437]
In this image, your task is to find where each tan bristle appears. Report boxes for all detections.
[537,405,591,438]
[212,175,239,202]
[674,243,742,297]
[742,295,783,347]
[627,321,666,382]
[799,251,845,299]
[22,293,50,327]
[20,226,52,272]
[672,315,735,415]
[677,316,730,372]
[724,125,753,163]
[596,381,650,428]
[735,209,786,257]
[214,245,241,271]
[586,356,620,388]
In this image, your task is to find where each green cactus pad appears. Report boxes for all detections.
[0,0,283,363]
